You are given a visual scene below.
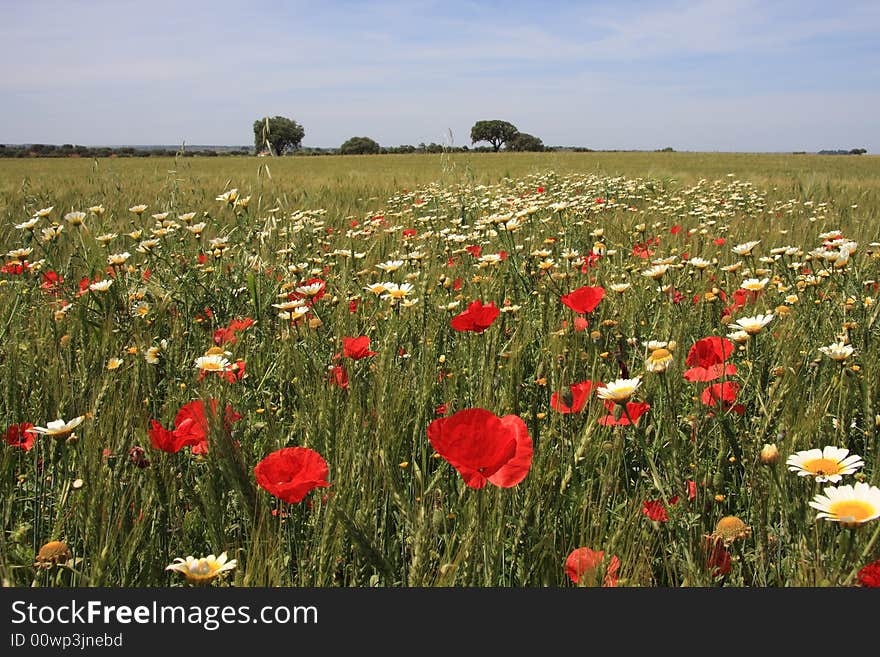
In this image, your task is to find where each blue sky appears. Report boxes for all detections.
[2,0,878,151]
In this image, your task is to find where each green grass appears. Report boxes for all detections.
[1,152,879,587]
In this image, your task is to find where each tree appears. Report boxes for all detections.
[253,116,305,155]
[339,136,381,155]
[470,120,519,152]
[508,132,545,152]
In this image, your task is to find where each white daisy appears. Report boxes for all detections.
[596,377,642,403]
[809,482,880,526]
[32,416,85,438]
[728,313,774,335]
[818,342,854,362]
[786,446,864,483]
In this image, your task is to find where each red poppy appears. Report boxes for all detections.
[723,288,760,316]
[857,559,880,587]
[686,336,734,368]
[686,479,697,501]
[642,499,669,522]
[222,360,247,383]
[148,419,194,454]
[426,408,533,489]
[173,401,211,452]
[670,225,682,235]
[564,547,620,587]
[700,381,741,409]
[150,399,240,454]
[435,403,449,416]
[683,362,738,382]
[403,228,417,238]
[40,271,63,293]
[213,317,255,345]
[550,380,596,414]
[450,300,500,333]
[465,245,482,258]
[684,336,737,382]
[254,447,331,504]
[632,243,654,259]
[597,401,650,426]
[560,285,605,314]
[706,539,731,577]
[330,364,349,390]
[76,276,91,296]
[5,423,37,451]
[342,336,377,359]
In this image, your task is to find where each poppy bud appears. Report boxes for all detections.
[129,446,151,468]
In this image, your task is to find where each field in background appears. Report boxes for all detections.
[2,152,879,217]
[1,152,879,588]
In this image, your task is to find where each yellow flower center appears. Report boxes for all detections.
[802,458,842,476]
[828,500,875,524]
[649,348,672,362]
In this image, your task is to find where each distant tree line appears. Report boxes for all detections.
[0,144,251,158]
[6,114,868,158]
[816,148,868,155]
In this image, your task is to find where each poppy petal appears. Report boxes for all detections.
[488,415,534,487]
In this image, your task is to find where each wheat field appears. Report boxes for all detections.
[1,151,879,587]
